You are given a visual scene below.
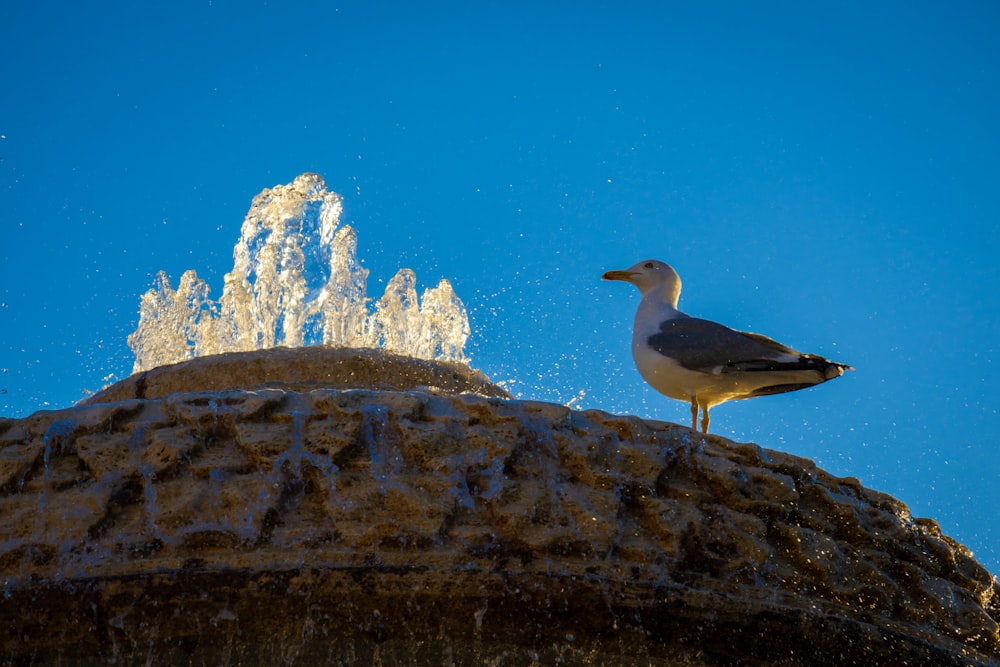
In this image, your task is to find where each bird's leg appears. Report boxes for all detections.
[700,405,710,434]
[689,401,698,431]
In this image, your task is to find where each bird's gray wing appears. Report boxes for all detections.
[647,317,813,373]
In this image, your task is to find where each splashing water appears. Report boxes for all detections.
[127,173,471,373]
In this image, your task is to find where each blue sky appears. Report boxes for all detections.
[2,2,998,574]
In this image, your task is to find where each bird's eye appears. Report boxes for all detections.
[643,262,655,269]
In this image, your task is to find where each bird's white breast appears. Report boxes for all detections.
[630,301,707,402]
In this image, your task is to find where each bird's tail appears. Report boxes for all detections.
[823,360,854,379]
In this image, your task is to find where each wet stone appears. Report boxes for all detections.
[0,350,997,666]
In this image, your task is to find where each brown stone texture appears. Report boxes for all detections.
[80,346,511,405]
[0,350,997,665]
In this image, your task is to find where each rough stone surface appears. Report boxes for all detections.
[1,351,997,665]
[81,346,511,405]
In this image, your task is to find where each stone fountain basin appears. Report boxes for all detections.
[1,348,997,665]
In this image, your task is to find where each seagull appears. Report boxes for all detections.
[602,259,852,433]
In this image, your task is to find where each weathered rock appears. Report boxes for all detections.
[0,350,997,665]
[80,346,511,404]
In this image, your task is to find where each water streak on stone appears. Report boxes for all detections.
[127,424,164,545]
[38,419,77,523]
[360,403,393,493]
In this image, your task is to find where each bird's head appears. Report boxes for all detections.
[602,259,682,306]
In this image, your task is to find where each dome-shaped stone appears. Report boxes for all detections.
[1,349,997,665]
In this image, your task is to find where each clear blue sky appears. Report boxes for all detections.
[2,2,998,574]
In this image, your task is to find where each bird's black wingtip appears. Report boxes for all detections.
[826,362,854,379]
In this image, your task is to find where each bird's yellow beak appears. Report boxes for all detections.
[601,270,636,282]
